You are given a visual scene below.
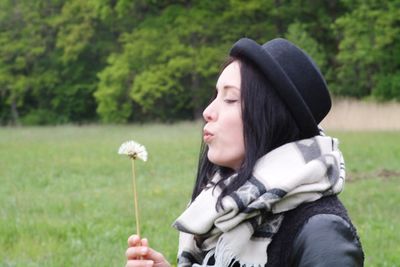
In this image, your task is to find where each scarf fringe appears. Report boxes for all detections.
[214,237,264,267]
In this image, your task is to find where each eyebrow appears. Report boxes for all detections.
[216,85,240,92]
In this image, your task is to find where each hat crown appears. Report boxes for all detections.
[262,38,331,124]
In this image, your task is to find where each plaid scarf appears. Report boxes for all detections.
[173,135,345,267]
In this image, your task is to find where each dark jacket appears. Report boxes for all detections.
[266,195,364,266]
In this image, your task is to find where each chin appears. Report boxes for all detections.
[207,154,233,170]
[207,150,223,166]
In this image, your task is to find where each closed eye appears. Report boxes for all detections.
[224,99,238,104]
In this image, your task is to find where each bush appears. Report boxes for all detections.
[20,109,67,125]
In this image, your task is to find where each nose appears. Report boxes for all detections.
[203,99,217,122]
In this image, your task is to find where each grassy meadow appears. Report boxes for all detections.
[1,123,399,266]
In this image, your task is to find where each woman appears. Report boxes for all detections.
[125,38,364,267]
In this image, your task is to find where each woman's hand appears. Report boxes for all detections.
[125,235,171,267]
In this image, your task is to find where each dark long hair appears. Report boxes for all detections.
[191,56,301,209]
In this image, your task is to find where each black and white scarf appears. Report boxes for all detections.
[173,135,345,267]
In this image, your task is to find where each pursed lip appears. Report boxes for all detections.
[203,128,214,143]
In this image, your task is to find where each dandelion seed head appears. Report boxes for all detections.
[118,140,148,161]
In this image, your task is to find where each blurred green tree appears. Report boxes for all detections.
[333,0,400,100]
[96,2,228,122]
[0,1,62,125]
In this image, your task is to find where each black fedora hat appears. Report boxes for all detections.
[229,37,331,138]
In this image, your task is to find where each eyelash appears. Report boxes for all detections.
[224,99,238,104]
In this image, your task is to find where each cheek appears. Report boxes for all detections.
[207,114,245,169]
[207,135,245,169]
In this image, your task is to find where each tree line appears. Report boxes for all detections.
[1,0,399,125]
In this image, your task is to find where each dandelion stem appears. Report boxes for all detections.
[130,159,141,237]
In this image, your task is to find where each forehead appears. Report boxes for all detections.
[216,61,241,90]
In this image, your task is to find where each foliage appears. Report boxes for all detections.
[96,2,229,122]
[0,0,118,125]
[333,0,400,99]
[284,22,327,69]
[0,0,399,124]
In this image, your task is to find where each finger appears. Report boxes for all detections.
[126,246,149,259]
[128,235,141,246]
[126,246,165,263]
[145,247,166,263]
[126,259,154,267]
[141,238,149,247]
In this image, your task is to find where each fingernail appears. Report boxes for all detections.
[146,261,154,267]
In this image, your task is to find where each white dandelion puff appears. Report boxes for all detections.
[118,140,148,162]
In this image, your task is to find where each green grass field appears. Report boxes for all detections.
[1,124,399,267]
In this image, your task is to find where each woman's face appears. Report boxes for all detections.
[203,61,245,170]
